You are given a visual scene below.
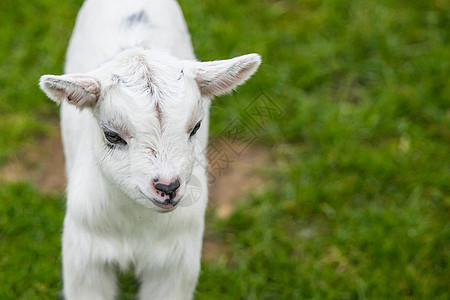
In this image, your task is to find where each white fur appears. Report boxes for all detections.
[39,0,260,299]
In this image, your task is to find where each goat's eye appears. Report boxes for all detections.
[189,121,202,138]
[104,131,126,145]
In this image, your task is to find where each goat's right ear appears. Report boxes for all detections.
[39,74,101,109]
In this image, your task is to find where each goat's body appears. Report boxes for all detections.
[61,1,206,299]
[65,0,195,74]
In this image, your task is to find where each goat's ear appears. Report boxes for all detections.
[194,53,261,97]
[39,74,101,109]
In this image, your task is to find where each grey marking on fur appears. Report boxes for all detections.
[125,11,150,28]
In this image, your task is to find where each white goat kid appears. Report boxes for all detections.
[39,0,260,299]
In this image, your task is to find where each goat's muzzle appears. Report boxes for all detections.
[151,178,181,210]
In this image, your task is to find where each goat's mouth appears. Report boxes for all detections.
[138,188,183,211]
[150,197,181,210]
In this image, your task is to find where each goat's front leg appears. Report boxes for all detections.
[137,261,200,300]
[62,223,118,300]
[137,234,202,300]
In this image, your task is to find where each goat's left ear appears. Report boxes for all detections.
[39,74,101,109]
[194,53,261,97]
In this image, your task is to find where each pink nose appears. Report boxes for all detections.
[152,178,181,202]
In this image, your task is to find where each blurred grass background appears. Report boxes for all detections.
[0,0,449,299]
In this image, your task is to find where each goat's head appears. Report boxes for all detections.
[39,49,261,211]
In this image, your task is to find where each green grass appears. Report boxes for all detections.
[0,0,81,162]
[1,0,449,299]
[0,183,63,299]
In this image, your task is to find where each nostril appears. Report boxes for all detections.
[172,179,180,189]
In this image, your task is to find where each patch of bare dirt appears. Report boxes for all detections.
[0,129,274,262]
[0,129,65,194]
[206,139,272,218]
